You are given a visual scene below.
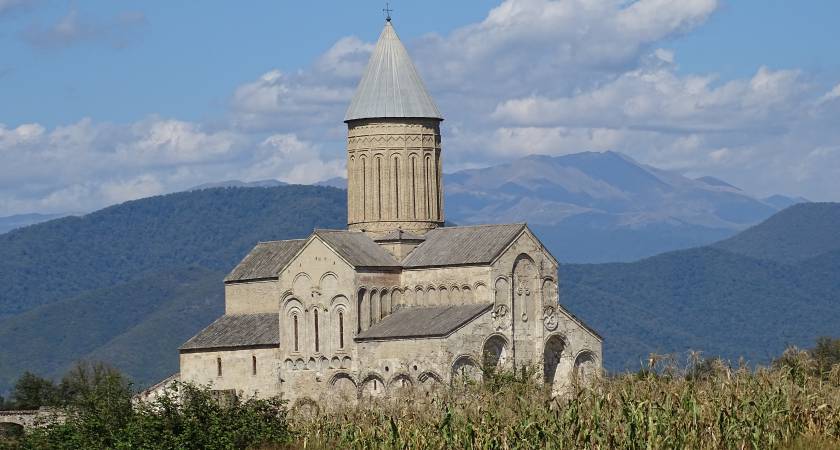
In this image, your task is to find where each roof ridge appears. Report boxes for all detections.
[257,238,307,244]
[435,222,526,230]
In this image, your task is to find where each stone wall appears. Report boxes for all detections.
[179,347,280,399]
[225,280,279,314]
[0,409,63,429]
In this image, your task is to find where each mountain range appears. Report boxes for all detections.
[443,152,805,262]
[1,152,805,263]
[0,181,835,393]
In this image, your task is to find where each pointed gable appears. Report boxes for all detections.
[313,229,401,268]
[401,223,527,268]
[344,21,442,121]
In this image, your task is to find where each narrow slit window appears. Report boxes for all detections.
[338,311,345,349]
[293,315,299,352]
[252,355,257,376]
[411,158,417,218]
[314,309,320,353]
[216,357,222,377]
[376,158,382,219]
[393,158,400,218]
[361,158,367,218]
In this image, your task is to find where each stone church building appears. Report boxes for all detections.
[175,20,602,402]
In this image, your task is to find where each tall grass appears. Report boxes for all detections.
[287,361,840,450]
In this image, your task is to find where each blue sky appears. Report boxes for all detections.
[1,0,840,215]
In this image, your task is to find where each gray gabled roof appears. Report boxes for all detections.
[180,313,279,351]
[401,223,526,268]
[314,229,401,268]
[225,239,306,282]
[344,21,442,121]
[355,303,492,341]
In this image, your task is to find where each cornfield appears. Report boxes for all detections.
[284,361,840,450]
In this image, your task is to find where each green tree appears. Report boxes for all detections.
[811,336,840,376]
[21,363,292,449]
[9,372,58,410]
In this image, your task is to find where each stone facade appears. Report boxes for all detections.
[178,225,602,403]
[176,19,602,404]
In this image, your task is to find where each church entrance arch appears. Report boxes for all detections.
[482,334,509,374]
[451,355,481,385]
[543,334,566,386]
[573,351,598,386]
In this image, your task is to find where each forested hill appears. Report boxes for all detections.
[562,202,840,370]
[0,185,346,318]
[712,202,840,263]
[0,185,836,393]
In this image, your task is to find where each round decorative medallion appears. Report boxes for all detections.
[543,306,558,331]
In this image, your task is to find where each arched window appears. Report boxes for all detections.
[293,314,300,352]
[314,309,320,353]
[410,155,418,219]
[252,355,257,376]
[424,155,432,218]
[349,156,356,222]
[338,310,345,349]
[361,156,367,219]
[375,156,383,219]
[358,288,369,332]
[392,155,401,218]
[216,357,222,377]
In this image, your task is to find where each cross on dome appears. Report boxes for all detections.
[383,3,393,22]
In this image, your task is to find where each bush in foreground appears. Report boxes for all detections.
[7,371,291,450]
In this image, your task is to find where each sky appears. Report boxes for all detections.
[1,0,839,216]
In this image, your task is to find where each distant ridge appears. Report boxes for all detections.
[314,177,348,189]
[713,202,840,263]
[761,194,810,210]
[695,176,740,190]
[189,179,287,190]
[0,212,72,234]
[444,151,802,261]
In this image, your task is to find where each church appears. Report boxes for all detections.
[175,19,602,402]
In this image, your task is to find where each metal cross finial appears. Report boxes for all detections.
[383,2,393,22]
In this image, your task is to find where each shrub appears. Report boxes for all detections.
[18,378,292,450]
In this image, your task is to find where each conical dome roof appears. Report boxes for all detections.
[344,21,442,122]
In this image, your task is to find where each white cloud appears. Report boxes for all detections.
[21,8,146,49]
[230,70,354,132]
[817,83,840,104]
[0,118,340,215]
[492,65,804,132]
[314,36,375,79]
[244,134,343,184]
[118,119,242,166]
